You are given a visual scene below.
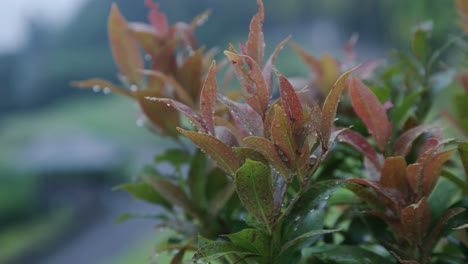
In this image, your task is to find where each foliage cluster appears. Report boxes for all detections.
[74,0,468,263]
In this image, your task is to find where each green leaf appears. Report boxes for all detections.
[114,182,171,209]
[188,149,208,210]
[280,229,340,256]
[193,241,252,262]
[108,4,143,86]
[320,68,354,149]
[177,128,241,175]
[235,160,274,232]
[305,245,393,264]
[349,78,392,152]
[225,228,269,255]
[411,23,431,64]
[155,149,191,168]
[458,142,468,180]
[391,89,423,129]
[199,61,218,135]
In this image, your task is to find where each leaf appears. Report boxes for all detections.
[235,159,274,232]
[283,180,344,243]
[306,245,392,264]
[344,181,386,211]
[401,197,431,244]
[217,95,264,136]
[275,68,304,129]
[114,182,171,209]
[152,98,206,132]
[392,125,436,156]
[422,149,456,196]
[380,156,409,198]
[456,0,468,32]
[154,149,191,167]
[145,0,169,36]
[423,207,466,253]
[233,147,268,165]
[263,35,292,93]
[246,0,265,65]
[391,89,424,128]
[188,149,208,210]
[320,68,354,149]
[349,78,392,152]
[411,23,431,64]
[347,178,402,213]
[193,241,252,262]
[140,70,195,106]
[271,105,297,169]
[108,4,143,86]
[176,48,203,101]
[71,79,132,97]
[177,128,241,175]
[459,142,468,180]
[199,61,218,135]
[225,228,269,255]
[138,94,180,137]
[145,176,200,220]
[243,136,290,178]
[170,248,187,264]
[337,129,380,170]
[280,229,340,256]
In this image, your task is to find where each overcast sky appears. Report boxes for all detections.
[0,0,85,52]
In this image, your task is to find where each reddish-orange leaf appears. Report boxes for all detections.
[71,79,133,98]
[401,197,431,244]
[145,0,169,36]
[349,78,391,152]
[347,178,402,213]
[422,149,455,196]
[141,70,195,106]
[380,156,409,198]
[392,125,436,156]
[128,22,164,56]
[320,68,354,149]
[406,163,422,194]
[177,128,240,175]
[274,68,304,129]
[246,0,265,66]
[337,129,380,170]
[137,91,179,138]
[200,61,218,135]
[108,4,143,86]
[243,136,290,179]
[263,35,291,94]
[218,95,264,136]
[271,105,297,169]
[153,98,206,133]
[176,48,203,101]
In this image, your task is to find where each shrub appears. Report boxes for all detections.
[74,0,467,263]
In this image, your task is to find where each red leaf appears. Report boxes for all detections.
[108,4,143,86]
[263,35,291,94]
[176,48,203,102]
[320,68,354,149]
[275,68,304,129]
[422,149,455,196]
[217,95,264,136]
[349,78,391,152]
[380,156,409,199]
[406,163,422,194]
[337,129,381,170]
[401,197,431,245]
[145,0,169,36]
[177,128,240,174]
[347,178,403,213]
[392,125,437,156]
[141,70,195,106]
[200,61,218,135]
[271,105,297,169]
[243,136,290,179]
[246,0,265,65]
[151,98,206,133]
[71,79,133,98]
[137,91,179,138]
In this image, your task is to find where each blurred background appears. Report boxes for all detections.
[0,0,459,263]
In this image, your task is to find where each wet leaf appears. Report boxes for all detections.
[380,156,409,198]
[243,136,290,178]
[347,178,402,213]
[176,48,203,101]
[392,125,436,156]
[141,69,195,106]
[337,129,380,170]
[225,228,269,255]
[401,197,431,244]
[320,69,354,148]
[108,4,143,86]
[234,160,274,232]
[271,105,296,169]
[233,147,268,165]
[422,149,455,196]
[349,78,391,152]
[200,61,218,135]
[193,241,251,262]
[246,0,265,65]
[71,79,132,97]
[218,95,264,136]
[138,94,180,137]
[177,128,240,175]
[275,68,304,129]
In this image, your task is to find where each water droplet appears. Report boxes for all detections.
[166,103,171,107]
[144,54,152,61]
[136,118,144,127]
[294,216,301,222]
[274,123,281,128]
[130,84,138,92]
[103,87,111,94]
[92,85,101,92]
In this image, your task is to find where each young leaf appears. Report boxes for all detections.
[243,136,290,178]
[380,156,409,198]
[246,0,265,66]
[177,128,240,175]
[145,0,169,36]
[193,241,251,262]
[234,159,274,232]
[271,105,297,169]
[320,68,354,148]
[200,61,218,135]
[401,197,431,244]
[152,98,206,132]
[337,129,380,170]
[176,48,203,101]
[349,78,392,152]
[217,95,264,136]
[108,4,143,86]
[422,149,456,196]
[275,68,304,128]
[225,228,269,255]
[392,125,436,156]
